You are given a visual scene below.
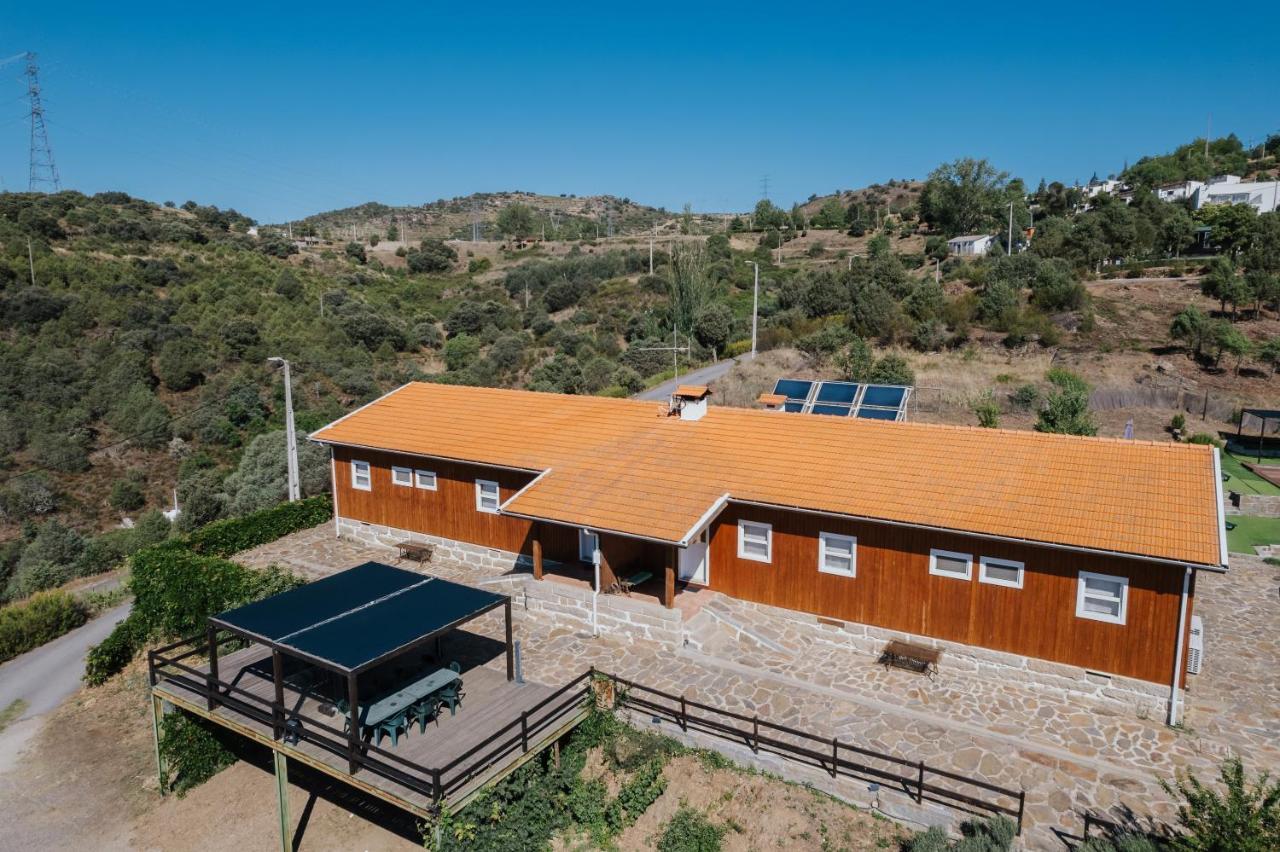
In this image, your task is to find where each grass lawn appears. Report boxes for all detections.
[1226,514,1280,554]
[1219,451,1280,496]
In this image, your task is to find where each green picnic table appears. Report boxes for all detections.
[357,667,461,746]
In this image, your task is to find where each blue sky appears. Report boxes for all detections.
[1,2,1274,223]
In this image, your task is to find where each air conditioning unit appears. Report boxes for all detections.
[1187,615,1204,675]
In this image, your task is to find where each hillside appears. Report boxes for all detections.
[283,191,728,242]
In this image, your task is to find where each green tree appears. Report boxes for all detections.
[667,242,712,334]
[1161,757,1280,852]
[1197,203,1259,258]
[1171,305,1211,359]
[1208,320,1252,373]
[496,203,535,239]
[692,303,732,355]
[811,197,848,230]
[1035,370,1096,436]
[919,158,1009,236]
[868,353,915,385]
[155,338,208,392]
[221,430,331,516]
[344,241,367,264]
[407,239,457,273]
[1201,258,1247,318]
[1258,337,1280,374]
[836,337,875,381]
[107,385,171,449]
[443,334,481,371]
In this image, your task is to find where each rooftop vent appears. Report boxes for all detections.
[671,385,711,421]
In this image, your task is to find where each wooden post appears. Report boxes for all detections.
[347,673,360,774]
[151,693,167,794]
[272,651,285,740]
[916,760,925,803]
[664,545,676,609]
[551,739,561,769]
[206,625,219,711]
[521,711,529,752]
[830,736,838,779]
[273,750,291,852]
[505,600,514,681]
[532,527,544,581]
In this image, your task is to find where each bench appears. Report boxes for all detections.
[880,640,941,677]
[396,541,434,563]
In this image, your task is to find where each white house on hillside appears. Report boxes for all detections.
[1154,175,1279,214]
[947,234,996,256]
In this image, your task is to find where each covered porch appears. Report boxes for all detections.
[525,521,710,610]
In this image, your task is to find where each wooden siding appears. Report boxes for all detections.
[706,504,1192,685]
[331,449,664,582]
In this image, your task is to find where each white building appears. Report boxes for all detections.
[1193,175,1280,215]
[947,234,997,256]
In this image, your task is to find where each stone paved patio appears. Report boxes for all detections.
[233,527,1280,849]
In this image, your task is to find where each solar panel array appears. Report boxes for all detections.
[771,379,912,421]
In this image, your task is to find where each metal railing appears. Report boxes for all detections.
[148,634,592,805]
[597,670,1025,834]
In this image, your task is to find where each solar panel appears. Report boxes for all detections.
[861,385,906,407]
[814,381,860,404]
[773,379,814,401]
[769,377,912,421]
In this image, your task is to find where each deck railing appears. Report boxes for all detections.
[148,634,591,805]
[148,641,1023,831]
[596,670,1025,835]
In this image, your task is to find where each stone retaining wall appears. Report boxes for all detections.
[521,578,684,648]
[700,597,1174,719]
[336,517,530,573]
[1237,494,1280,517]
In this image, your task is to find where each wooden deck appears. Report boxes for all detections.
[152,641,590,817]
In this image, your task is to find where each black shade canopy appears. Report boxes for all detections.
[211,561,508,674]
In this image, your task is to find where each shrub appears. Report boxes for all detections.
[109,476,146,512]
[906,815,1017,851]
[1160,756,1280,851]
[1010,384,1040,410]
[186,495,333,557]
[1187,432,1222,447]
[159,709,237,795]
[0,591,89,664]
[972,393,1000,428]
[1170,413,1186,432]
[83,610,148,685]
[658,805,726,852]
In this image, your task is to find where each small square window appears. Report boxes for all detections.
[929,549,972,580]
[1076,571,1128,624]
[351,460,372,491]
[475,479,500,513]
[818,532,856,577]
[414,469,437,490]
[391,466,413,487]
[737,521,772,563]
[979,556,1024,589]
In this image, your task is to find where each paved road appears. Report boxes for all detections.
[0,602,131,721]
[633,356,743,401]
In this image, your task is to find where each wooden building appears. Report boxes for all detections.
[312,382,1227,722]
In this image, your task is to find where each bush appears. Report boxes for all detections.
[0,591,89,664]
[159,709,237,795]
[906,815,1016,851]
[1160,756,1280,852]
[972,393,1000,428]
[83,610,148,685]
[186,495,333,557]
[1187,432,1222,447]
[657,805,726,852]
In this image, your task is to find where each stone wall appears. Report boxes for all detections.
[696,596,1175,719]
[1237,494,1280,517]
[336,516,530,574]
[520,578,684,648]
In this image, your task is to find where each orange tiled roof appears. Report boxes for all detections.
[674,385,711,399]
[311,383,1225,567]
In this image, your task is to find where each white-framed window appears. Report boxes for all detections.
[414,469,437,490]
[978,556,1024,589]
[351,459,372,491]
[391,466,413,487]
[578,529,599,562]
[818,532,856,577]
[475,479,500,513]
[737,520,772,563]
[929,548,972,580]
[1076,571,1128,624]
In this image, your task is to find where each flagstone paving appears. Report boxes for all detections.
[234,527,1280,849]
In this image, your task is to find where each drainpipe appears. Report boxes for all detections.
[1168,566,1192,726]
[591,542,601,637]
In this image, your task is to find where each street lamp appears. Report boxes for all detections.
[743,260,760,359]
[267,357,300,502]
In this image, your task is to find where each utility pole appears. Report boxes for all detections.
[649,228,654,275]
[267,358,300,501]
[1007,202,1014,256]
[744,260,760,359]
